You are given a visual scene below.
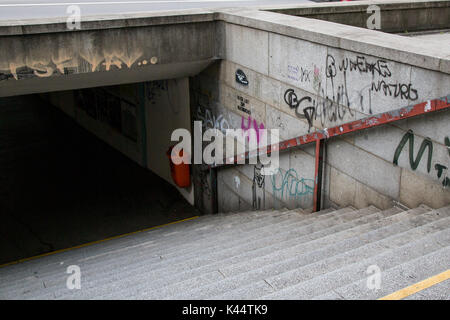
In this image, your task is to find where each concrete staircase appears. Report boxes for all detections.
[0,204,449,300]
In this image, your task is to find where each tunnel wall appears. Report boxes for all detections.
[43,84,145,166]
[145,78,194,205]
[191,12,450,213]
[44,79,194,205]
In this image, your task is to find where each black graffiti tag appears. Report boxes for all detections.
[235,69,249,86]
[437,137,450,187]
[284,89,314,132]
[303,107,316,131]
[252,164,265,210]
[284,89,298,109]
[325,54,337,79]
[371,81,418,101]
[284,89,312,116]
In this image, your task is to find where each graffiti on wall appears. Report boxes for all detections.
[241,116,265,145]
[252,164,265,210]
[146,80,182,115]
[284,89,315,132]
[235,69,249,86]
[196,105,231,133]
[75,87,138,142]
[325,53,419,110]
[147,80,168,103]
[393,130,433,173]
[271,168,314,202]
[287,64,318,83]
[393,130,449,187]
[237,95,251,115]
[0,49,146,81]
[331,54,417,103]
[81,50,145,72]
[283,53,420,133]
[198,169,212,199]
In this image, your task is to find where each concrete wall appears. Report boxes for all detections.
[44,84,145,166]
[2,0,449,213]
[267,0,450,34]
[146,78,194,205]
[191,7,450,212]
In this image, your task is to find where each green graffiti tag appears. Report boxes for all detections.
[435,164,450,187]
[437,136,450,187]
[271,168,314,201]
[393,129,433,173]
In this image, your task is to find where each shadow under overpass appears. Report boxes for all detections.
[0,94,199,265]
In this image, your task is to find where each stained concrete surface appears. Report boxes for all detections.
[403,29,450,46]
[0,94,199,265]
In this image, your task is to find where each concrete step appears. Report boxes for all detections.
[157,209,450,299]
[403,279,449,300]
[2,205,337,278]
[57,207,385,299]
[26,206,416,299]
[0,209,277,276]
[312,247,450,300]
[1,204,448,300]
[2,207,361,298]
[92,206,341,260]
[312,214,450,301]
[0,206,357,291]
[143,207,362,266]
[0,208,293,282]
[258,223,450,299]
[135,206,429,297]
[114,208,409,299]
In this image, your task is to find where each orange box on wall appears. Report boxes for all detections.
[167,146,191,188]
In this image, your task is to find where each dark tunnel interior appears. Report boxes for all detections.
[0,93,199,265]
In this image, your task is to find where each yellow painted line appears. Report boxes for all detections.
[0,215,199,269]
[379,269,450,300]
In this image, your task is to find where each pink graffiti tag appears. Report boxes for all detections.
[241,116,265,145]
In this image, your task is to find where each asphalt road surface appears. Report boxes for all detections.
[0,0,313,21]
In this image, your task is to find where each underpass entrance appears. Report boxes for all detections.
[0,93,199,265]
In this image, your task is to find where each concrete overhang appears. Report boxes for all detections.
[0,9,220,97]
